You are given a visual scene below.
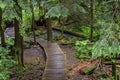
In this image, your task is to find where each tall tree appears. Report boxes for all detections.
[0,7,5,47]
[13,0,24,67]
[90,0,94,41]
[43,0,69,41]
[45,18,52,42]
[30,3,36,43]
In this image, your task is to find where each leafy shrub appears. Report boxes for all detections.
[5,37,14,45]
[54,34,64,41]
[65,38,77,43]
[74,40,94,59]
[99,77,115,80]
[81,26,100,38]
[0,46,14,80]
[92,26,120,59]
[35,30,42,36]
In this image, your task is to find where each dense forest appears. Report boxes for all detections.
[0,0,120,80]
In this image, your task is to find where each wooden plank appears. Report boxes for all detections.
[45,49,62,53]
[47,56,64,60]
[46,53,64,56]
[36,40,66,80]
[43,73,65,78]
[43,77,66,80]
[47,60,65,64]
[44,69,65,74]
[46,64,65,69]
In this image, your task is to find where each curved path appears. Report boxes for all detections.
[5,27,67,80]
[40,42,66,80]
[26,38,67,80]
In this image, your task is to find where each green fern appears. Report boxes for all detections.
[92,24,120,58]
[45,3,69,18]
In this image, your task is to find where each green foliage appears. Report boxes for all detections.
[19,0,42,37]
[20,10,32,37]
[92,24,120,59]
[64,38,77,43]
[0,46,14,80]
[0,1,6,9]
[71,3,86,14]
[41,0,59,10]
[99,77,115,80]
[35,30,42,36]
[5,37,14,45]
[54,34,63,41]
[74,40,94,59]
[34,7,40,20]
[45,3,69,18]
[1,0,20,21]
[41,0,69,18]
[81,26,90,36]
[81,26,100,38]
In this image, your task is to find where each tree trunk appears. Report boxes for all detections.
[117,75,119,80]
[111,54,117,80]
[90,0,94,41]
[59,17,64,37]
[14,18,19,46]
[112,60,116,80]
[19,36,24,66]
[13,0,24,67]
[46,18,52,42]
[0,7,5,47]
[14,18,24,67]
[31,5,36,43]
[38,1,41,18]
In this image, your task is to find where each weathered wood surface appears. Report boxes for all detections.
[28,38,67,80]
[5,27,67,80]
[36,41,66,80]
[24,37,67,80]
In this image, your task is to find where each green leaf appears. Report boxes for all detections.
[45,3,69,18]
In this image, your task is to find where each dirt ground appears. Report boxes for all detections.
[59,44,95,80]
[9,42,119,80]
[59,44,115,80]
[10,46,45,80]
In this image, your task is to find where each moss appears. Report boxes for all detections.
[82,66,96,75]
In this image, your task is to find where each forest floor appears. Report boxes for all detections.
[59,43,113,80]
[59,44,96,80]
[9,40,120,80]
[10,46,45,80]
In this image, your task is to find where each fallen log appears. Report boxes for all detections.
[80,60,98,75]
[70,60,98,75]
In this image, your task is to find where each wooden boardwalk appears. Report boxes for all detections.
[36,39,66,80]
[5,27,67,80]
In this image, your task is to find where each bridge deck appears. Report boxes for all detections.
[36,40,66,80]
